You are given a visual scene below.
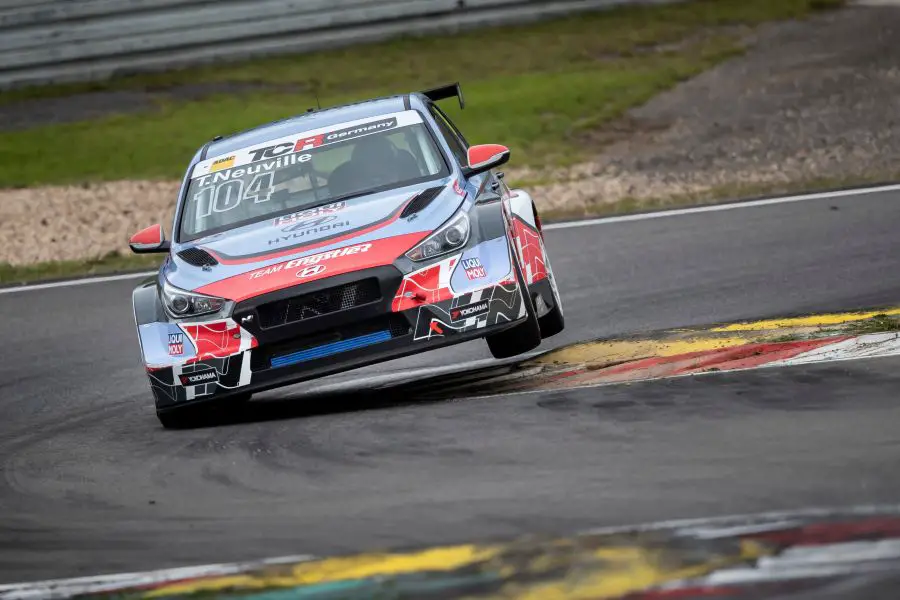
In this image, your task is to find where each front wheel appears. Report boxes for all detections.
[538,298,565,338]
[486,245,542,359]
[537,246,565,338]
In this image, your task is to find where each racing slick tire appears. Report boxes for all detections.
[538,299,565,339]
[486,244,542,359]
[156,392,252,429]
[537,249,565,339]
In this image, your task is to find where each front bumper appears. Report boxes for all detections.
[145,264,527,410]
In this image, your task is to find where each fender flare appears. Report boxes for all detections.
[507,188,539,230]
[132,277,166,327]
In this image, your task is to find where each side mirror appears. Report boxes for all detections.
[463,144,510,176]
[129,224,171,254]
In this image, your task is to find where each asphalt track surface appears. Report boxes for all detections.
[2,190,900,583]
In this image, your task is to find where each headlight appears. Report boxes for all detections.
[161,279,229,318]
[406,212,470,261]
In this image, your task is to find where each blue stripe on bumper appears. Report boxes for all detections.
[270,330,393,369]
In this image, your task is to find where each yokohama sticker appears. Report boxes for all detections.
[450,300,489,321]
[179,368,218,386]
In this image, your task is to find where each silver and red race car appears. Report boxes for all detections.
[130,84,564,428]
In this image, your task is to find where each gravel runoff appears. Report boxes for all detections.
[3,4,900,265]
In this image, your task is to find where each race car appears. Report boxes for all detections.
[130,83,564,428]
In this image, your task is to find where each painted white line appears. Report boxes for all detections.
[542,183,900,230]
[0,555,314,600]
[6,183,900,295]
[0,271,156,296]
[771,332,900,365]
[584,504,900,536]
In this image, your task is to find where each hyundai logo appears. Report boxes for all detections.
[296,264,326,279]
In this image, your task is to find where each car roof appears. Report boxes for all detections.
[204,95,417,160]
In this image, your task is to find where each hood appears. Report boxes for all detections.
[166,178,467,298]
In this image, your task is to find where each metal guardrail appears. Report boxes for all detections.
[0,0,676,89]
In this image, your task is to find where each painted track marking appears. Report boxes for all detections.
[3,183,899,295]
[5,505,900,597]
[0,271,157,295]
[542,182,900,230]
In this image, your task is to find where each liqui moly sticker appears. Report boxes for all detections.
[462,257,486,280]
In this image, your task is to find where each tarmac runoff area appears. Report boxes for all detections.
[6,506,900,599]
[3,307,900,598]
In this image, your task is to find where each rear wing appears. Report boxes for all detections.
[420,82,465,109]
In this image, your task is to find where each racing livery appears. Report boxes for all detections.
[130,84,564,428]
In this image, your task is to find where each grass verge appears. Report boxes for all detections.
[0,253,162,286]
[0,0,840,188]
[846,314,900,335]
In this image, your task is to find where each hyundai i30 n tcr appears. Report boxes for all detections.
[130,84,564,428]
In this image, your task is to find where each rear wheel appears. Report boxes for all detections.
[486,244,542,359]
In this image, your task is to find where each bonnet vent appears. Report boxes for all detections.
[400,186,445,219]
[177,247,218,267]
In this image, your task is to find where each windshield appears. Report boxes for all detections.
[180,111,448,241]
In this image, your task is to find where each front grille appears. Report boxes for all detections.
[256,278,381,329]
[251,314,411,371]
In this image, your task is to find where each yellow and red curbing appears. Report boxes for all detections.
[7,508,900,599]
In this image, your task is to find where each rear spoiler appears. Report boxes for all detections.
[420,82,465,109]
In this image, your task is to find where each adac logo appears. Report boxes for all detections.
[210,155,235,173]
[296,264,326,279]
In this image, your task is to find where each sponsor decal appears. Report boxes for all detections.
[246,119,394,162]
[274,202,346,227]
[294,134,326,152]
[324,117,397,143]
[450,300,490,321]
[168,333,184,356]
[210,155,235,173]
[453,179,465,197]
[297,264,326,279]
[282,215,338,233]
[192,112,422,179]
[269,220,350,245]
[462,257,486,280]
[269,203,350,244]
[195,152,311,187]
[248,142,294,162]
[248,243,372,280]
[179,368,218,386]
